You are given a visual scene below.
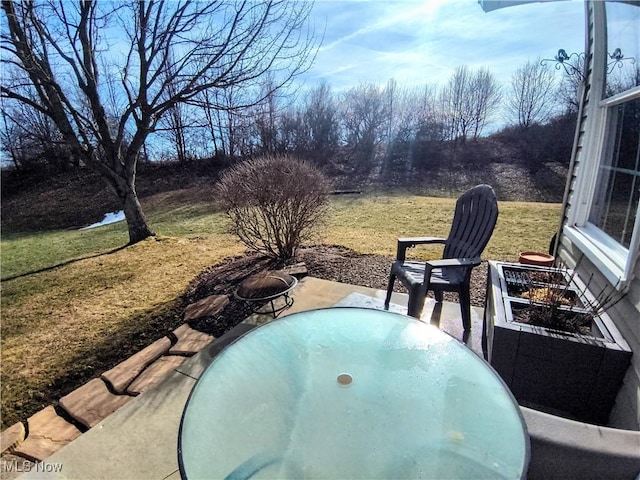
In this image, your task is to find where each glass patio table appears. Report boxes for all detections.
[178,307,529,479]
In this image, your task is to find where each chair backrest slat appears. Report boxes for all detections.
[443,184,499,260]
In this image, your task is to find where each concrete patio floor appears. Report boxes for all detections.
[14,277,485,480]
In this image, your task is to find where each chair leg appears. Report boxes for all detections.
[434,290,443,302]
[407,286,427,318]
[384,274,396,309]
[460,288,472,331]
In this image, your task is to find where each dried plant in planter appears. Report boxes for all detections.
[514,264,626,335]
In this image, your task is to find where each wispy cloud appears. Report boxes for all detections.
[307,0,585,89]
[318,1,442,53]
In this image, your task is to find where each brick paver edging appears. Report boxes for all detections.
[0,294,228,470]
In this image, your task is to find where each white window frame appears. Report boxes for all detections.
[564,1,640,291]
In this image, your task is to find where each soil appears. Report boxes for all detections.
[506,269,593,335]
[513,306,592,335]
[519,287,580,307]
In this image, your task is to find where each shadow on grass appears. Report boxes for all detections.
[1,244,129,282]
[0,294,187,430]
[1,250,300,430]
[0,251,281,430]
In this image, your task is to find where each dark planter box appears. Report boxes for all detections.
[482,261,632,425]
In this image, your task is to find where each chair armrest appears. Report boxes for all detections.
[424,257,482,269]
[396,237,446,261]
[422,257,482,285]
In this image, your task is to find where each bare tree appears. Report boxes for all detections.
[198,88,224,158]
[1,0,317,244]
[302,81,339,164]
[277,106,306,154]
[1,91,72,171]
[383,78,397,150]
[411,84,447,171]
[440,66,501,142]
[341,83,388,172]
[380,82,431,176]
[198,82,264,160]
[412,84,444,142]
[158,52,192,163]
[0,103,24,170]
[469,68,501,139]
[199,87,238,159]
[506,58,558,129]
[442,65,472,141]
[253,75,280,155]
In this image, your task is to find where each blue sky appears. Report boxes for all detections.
[305,0,586,90]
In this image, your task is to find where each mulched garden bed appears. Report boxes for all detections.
[184,244,488,337]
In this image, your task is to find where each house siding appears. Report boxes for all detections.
[559,237,640,430]
[557,1,639,431]
[556,3,591,236]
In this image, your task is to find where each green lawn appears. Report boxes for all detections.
[325,194,560,260]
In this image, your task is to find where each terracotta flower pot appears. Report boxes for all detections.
[519,251,555,267]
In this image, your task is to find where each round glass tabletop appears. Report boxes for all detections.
[179,307,529,479]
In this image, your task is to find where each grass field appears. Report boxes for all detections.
[0,188,561,429]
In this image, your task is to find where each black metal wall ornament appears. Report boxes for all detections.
[541,48,636,81]
[541,49,586,80]
[607,47,636,74]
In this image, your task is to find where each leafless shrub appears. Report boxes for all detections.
[215,155,330,260]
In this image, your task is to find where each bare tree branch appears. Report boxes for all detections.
[1,0,318,244]
[506,58,558,129]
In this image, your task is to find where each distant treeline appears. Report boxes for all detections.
[2,58,584,178]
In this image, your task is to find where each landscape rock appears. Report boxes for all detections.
[0,423,25,455]
[126,356,187,396]
[13,406,81,461]
[169,324,214,356]
[59,378,131,429]
[184,294,229,321]
[101,337,171,394]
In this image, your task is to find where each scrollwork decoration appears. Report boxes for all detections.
[541,49,586,80]
[541,48,635,80]
[607,48,636,74]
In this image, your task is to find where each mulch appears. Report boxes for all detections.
[184,244,488,336]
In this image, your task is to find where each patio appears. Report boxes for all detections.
[5,276,639,479]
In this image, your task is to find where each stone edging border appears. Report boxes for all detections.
[0,294,229,467]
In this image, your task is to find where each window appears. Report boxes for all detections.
[603,1,639,100]
[589,98,640,250]
[565,1,640,288]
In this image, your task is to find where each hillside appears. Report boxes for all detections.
[1,134,570,235]
[1,160,223,233]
